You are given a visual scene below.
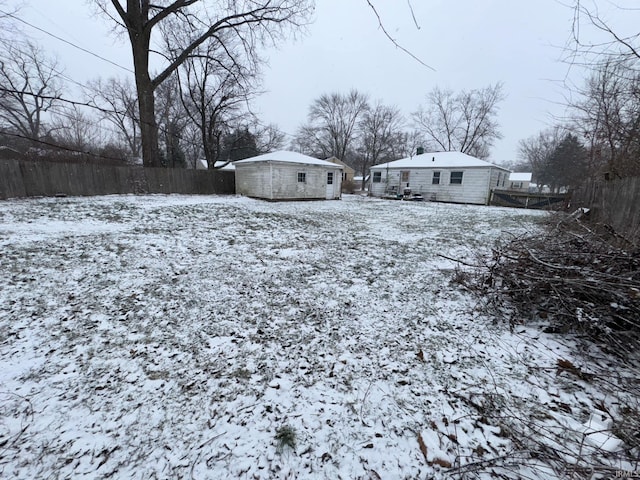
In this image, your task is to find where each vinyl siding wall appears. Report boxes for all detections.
[370,167,507,205]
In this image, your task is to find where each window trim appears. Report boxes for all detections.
[372,171,382,183]
[432,171,441,185]
[327,172,334,185]
[297,172,306,183]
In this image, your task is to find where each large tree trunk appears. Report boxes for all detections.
[130,33,160,168]
[137,78,160,167]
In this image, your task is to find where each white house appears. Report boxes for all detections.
[235,150,343,201]
[369,151,511,205]
[508,172,532,191]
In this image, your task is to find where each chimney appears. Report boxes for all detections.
[416,146,425,155]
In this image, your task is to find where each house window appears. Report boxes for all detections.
[401,171,410,183]
[496,172,501,186]
[432,171,441,185]
[327,172,334,185]
[297,172,306,183]
[450,171,463,184]
[372,171,382,183]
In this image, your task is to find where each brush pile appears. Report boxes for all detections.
[471,212,640,359]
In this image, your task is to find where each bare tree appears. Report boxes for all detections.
[167,26,256,168]
[155,74,189,167]
[293,89,370,160]
[88,76,141,157]
[571,59,640,178]
[355,101,405,188]
[254,123,286,153]
[412,83,505,159]
[569,1,640,64]
[50,104,103,153]
[0,41,63,143]
[97,0,312,168]
[518,127,565,191]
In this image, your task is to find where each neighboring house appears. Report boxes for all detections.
[508,172,532,191]
[196,159,236,171]
[325,156,355,184]
[235,150,343,200]
[353,175,370,191]
[369,151,511,205]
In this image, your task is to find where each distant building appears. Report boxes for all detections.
[325,156,355,184]
[196,159,235,171]
[235,150,343,201]
[508,172,532,191]
[369,151,511,205]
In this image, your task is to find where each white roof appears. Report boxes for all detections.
[509,172,532,182]
[234,150,343,168]
[213,161,235,171]
[196,159,235,171]
[196,159,208,170]
[371,151,509,170]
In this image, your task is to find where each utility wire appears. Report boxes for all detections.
[0,87,208,159]
[0,128,132,163]
[0,9,134,74]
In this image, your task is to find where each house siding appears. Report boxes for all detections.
[370,167,505,205]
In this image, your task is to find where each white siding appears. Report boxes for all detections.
[235,163,272,199]
[236,161,342,200]
[370,167,506,205]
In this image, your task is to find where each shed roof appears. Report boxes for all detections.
[371,151,509,170]
[509,172,532,182]
[235,150,343,168]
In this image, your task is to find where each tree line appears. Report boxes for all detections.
[0,0,506,176]
[513,2,640,192]
[1,0,637,195]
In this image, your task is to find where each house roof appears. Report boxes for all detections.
[235,150,343,168]
[214,161,235,171]
[509,172,532,182]
[371,151,509,170]
[196,159,236,171]
[325,156,355,173]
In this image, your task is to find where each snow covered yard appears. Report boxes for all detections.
[0,194,636,479]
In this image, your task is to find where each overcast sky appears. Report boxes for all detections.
[5,0,637,164]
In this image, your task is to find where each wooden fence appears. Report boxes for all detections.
[572,177,640,241]
[0,159,235,199]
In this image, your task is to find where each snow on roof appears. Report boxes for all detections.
[213,161,235,171]
[196,159,235,171]
[371,151,509,170]
[509,172,532,182]
[234,150,343,168]
[196,159,208,170]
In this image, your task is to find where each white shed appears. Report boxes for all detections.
[369,151,511,205]
[508,172,532,191]
[235,150,343,200]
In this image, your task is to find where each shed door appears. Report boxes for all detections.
[326,171,335,199]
